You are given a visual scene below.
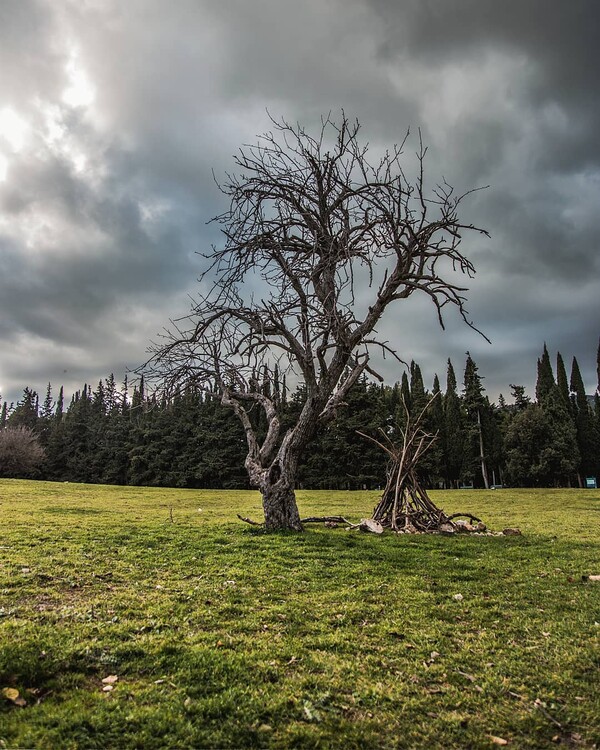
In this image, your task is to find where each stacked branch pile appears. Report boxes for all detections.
[362,395,484,534]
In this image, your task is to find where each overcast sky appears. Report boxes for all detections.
[1,0,599,407]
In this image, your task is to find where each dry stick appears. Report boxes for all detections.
[300,516,351,524]
[237,514,263,526]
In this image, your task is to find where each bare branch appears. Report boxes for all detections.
[144,112,489,530]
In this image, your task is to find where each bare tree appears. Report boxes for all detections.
[147,114,488,531]
[0,426,45,478]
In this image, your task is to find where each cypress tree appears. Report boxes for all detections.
[570,356,599,481]
[409,361,427,416]
[597,337,600,394]
[400,371,411,414]
[462,353,490,489]
[443,359,464,488]
[536,344,555,404]
[56,387,64,421]
[427,374,445,487]
[531,345,579,485]
[556,352,571,408]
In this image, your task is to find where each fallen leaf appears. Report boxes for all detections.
[102,675,119,685]
[453,593,464,601]
[102,685,114,692]
[489,736,509,746]
[3,687,26,706]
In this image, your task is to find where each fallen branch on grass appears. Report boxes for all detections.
[300,516,351,525]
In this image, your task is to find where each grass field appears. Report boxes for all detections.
[0,480,598,749]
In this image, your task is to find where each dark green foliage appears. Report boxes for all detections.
[443,359,465,488]
[570,357,599,479]
[509,384,530,411]
[504,401,577,486]
[535,343,555,405]
[462,354,491,488]
[7,387,39,430]
[556,352,570,408]
[299,378,387,490]
[4,337,600,488]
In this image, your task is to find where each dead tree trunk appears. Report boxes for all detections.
[261,479,303,531]
[257,453,304,531]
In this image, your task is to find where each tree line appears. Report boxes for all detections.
[1,343,599,489]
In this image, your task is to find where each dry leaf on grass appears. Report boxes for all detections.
[3,687,27,707]
[489,736,509,746]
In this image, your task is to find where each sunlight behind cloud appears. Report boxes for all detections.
[0,107,28,152]
[62,48,95,109]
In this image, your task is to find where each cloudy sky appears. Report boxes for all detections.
[1,0,599,406]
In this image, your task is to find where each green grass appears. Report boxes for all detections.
[0,480,599,749]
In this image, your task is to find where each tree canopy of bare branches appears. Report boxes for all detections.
[146,113,488,530]
[0,427,45,478]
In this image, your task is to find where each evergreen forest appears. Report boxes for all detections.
[1,343,599,490]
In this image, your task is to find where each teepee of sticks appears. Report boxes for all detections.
[361,394,477,533]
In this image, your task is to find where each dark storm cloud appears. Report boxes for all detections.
[0,0,599,404]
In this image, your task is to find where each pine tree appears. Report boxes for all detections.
[38,383,55,446]
[7,388,39,430]
[462,353,490,488]
[510,384,531,410]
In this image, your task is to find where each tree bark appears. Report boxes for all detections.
[261,475,303,531]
